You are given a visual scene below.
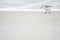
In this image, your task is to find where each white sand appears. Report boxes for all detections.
[0,11,60,40]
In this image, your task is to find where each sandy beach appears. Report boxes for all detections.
[0,11,60,40]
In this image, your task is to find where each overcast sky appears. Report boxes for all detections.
[0,0,60,9]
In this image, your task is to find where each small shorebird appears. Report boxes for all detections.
[40,4,52,14]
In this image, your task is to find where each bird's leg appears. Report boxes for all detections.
[45,9,50,14]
